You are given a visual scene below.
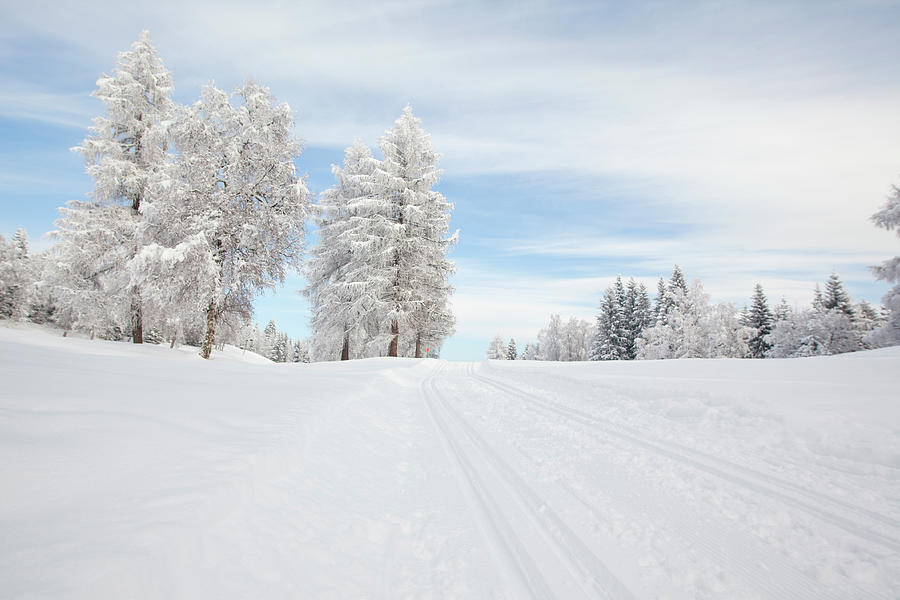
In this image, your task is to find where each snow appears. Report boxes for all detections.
[1,325,898,598]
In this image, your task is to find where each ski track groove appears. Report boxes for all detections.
[470,368,900,558]
[425,363,636,599]
[495,368,900,531]
[422,364,556,599]
[466,367,847,600]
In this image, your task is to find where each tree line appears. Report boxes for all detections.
[489,175,899,362]
[489,263,898,361]
[0,31,455,360]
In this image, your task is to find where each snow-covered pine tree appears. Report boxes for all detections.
[375,106,456,357]
[653,276,666,325]
[73,31,174,344]
[823,272,855,319]
[148,83,308,359]
[854,300,883,339]
[487,335,507,360]
[638,278,750,359]
[293,339,311,363]
[747,284,774,358]
[812,284,825,310]
[306,141,384,360]
[869,181,900,346]
[591,278,627,360]
[667,265,688,312]
[774,296,792,322]
[622,278,652,359]
[520,343,537,360]
[507,338,518,360]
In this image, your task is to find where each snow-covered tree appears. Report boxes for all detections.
[766,307,860,358]
[144,82,309,359]
[591,277,627,360]
[823,272,855,319]
[652,276,666,325]
[638,279,750,359]
[73,31,175,343]
[520,343,538,360]
[563,317,593,361]
[507,338,518,360]
[306,141,384,360]
[868,182,900,346]
[487,335,507,360]
[375,106,456,357]
[0,229,38,320]
[537,314,565,361]
[625,278,652,359]
[293,339,310,363]
[773,296,792,322]
[746,284,774,358]
[49,203,134,337]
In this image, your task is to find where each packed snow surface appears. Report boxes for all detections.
[1,326,899,598]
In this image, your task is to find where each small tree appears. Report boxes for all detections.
[507,338,518,360]
[486,335,507,360]
[823,272,855,319]
[747,284,774,358]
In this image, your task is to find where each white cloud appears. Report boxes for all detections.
[3,1,899,357]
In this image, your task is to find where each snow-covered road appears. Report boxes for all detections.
[1,326,898,598]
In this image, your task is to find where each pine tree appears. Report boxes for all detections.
[507,338,518,360]
[746,284,774,358]
[591,278,627,360]
[812,284,825,310]
[823,272,855,319]
[774,296,792,322]
[147,83,309,359]
[652,276,666,325]
[74,31,175,344]
[375,106,456,357]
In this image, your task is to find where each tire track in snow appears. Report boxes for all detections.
[425,363,636,600]
[470,370,900,556]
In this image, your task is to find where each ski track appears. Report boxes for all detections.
[493,367,900,525]
[458,365,896,599]
[424,363,636,599]
[470,368,900,556]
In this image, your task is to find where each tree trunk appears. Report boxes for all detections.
[201,298,217,360]
[388,319,399,357]
[415,332,422,358]
[131,292,143,344]
[341,333,350,361]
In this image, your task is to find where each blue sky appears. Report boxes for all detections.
[1,0,899,360]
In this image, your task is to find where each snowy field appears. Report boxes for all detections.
[1,325,899,599]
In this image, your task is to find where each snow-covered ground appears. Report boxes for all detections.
[1,325,898,599]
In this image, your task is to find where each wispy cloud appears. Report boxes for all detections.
[2,0,899,359]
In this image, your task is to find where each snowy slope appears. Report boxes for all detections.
[1,325,898,598]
